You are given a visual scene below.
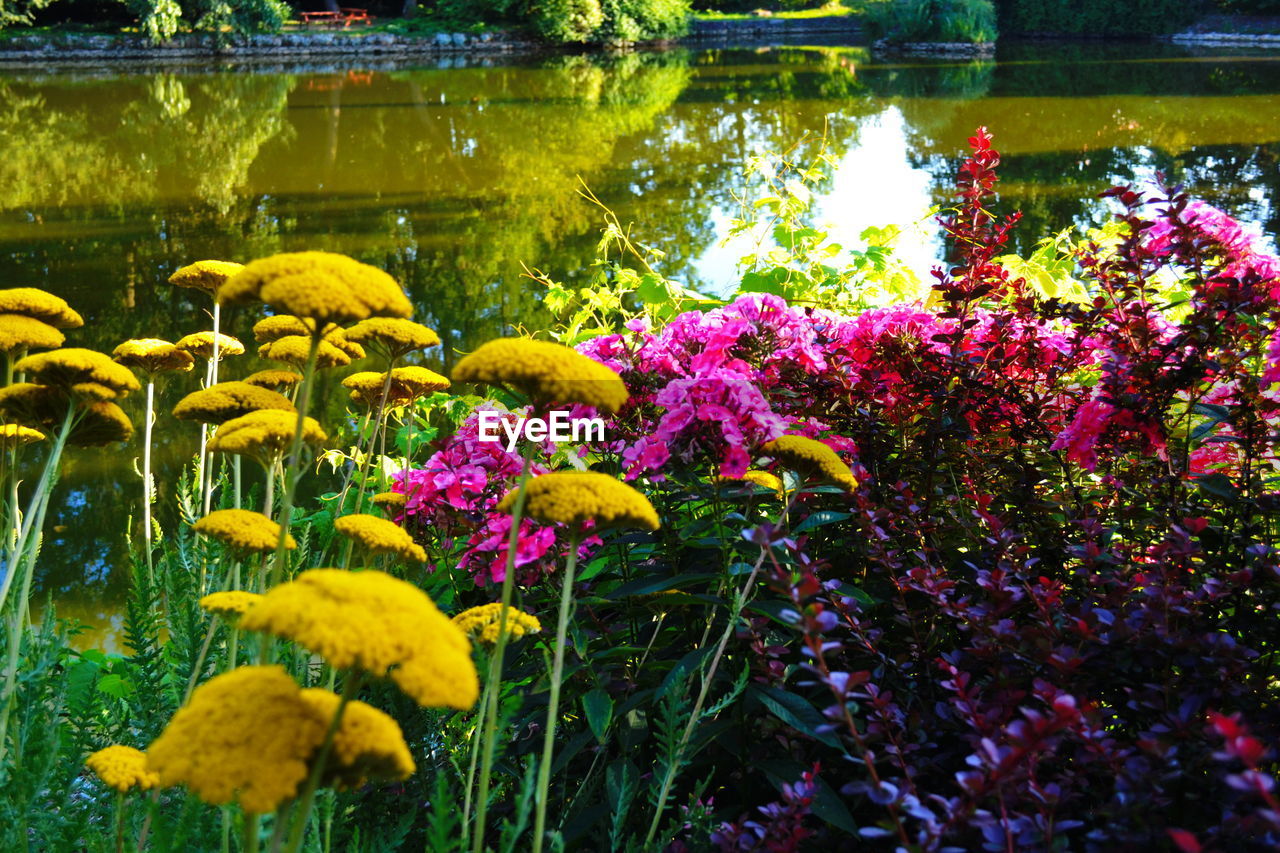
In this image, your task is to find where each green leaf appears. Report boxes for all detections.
[1195,472,1239,501]
[792,511,852,534]
[758,760,858,836]
[583,689,614,745]
[96,673,133,700]
[751,685,841,748]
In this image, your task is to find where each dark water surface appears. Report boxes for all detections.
[3,39,1279,646]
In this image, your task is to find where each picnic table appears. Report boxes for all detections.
[299,8,372,28]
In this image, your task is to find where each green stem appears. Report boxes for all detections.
[115,791,126,853]
[243,811,261,853]
[459,656,494,851]
[183,615,220,704]
[282,672,361,853]
[532,527,581,853]
[471,441,538,853]
[143,379,155,586]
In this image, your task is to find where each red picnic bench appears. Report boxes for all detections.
[299,8,372,28]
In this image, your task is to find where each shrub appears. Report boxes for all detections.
[534,0,605,41]
[865,0,996,44]
[995,0,1202,36]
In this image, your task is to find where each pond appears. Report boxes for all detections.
[2,37,1279,648]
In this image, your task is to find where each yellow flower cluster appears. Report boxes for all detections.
[451,603,542,645]
[0,288,83,329]
[85,745,159,794]
[71,402,134,446]
[242,369,303,391]
[715,470,785,497]
[258,336,352,370]
[145,666,327,812]
[169,260,245,295]
[206,410,327,461]
[344,318,440,358]
[0,424,45,446]
[371,492,406,513]
[343,367,450,408]
[112,339,195,374]
[0,314,64,354]
[0,384,132,445]
[173,382,295,425]
[334,514,426,562]
[760,436,858,492]
[453,338,629,414]
[497,471,660,532]
[252,316,365,359]
[15,349,139,398]
[238,569,477,709]
[193,509,295,553]
[175,332,245,362]
[298,689,415,790]
[199,590,263,619]
[0,383,65,425]
[218,252,413,325]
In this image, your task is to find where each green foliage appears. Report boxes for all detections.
[865,0,996,43]
[0,0,55,27]
[534,0,605,42]
[994,0,1200,36]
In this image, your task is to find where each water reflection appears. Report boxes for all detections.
[2,40,1280,629]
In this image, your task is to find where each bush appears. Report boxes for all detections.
[534,0,605,41]
[995,0,1202,36]
[866,0,996,44]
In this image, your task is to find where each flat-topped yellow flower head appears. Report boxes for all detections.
[0,383,67,427]
[145,666,327,812]
[169,260,245,295]
[206,410,327,462]
[0,424,45,447]
[252,316,364,358]
[497,471,659,531]
[238,569,477,709]
[199,590,263,620]
[345,318,440,359]
[334,514,426,562]
[343,367,450,408]
[218,252,412,325]
[0,314,64,354]
[69,401,133,446]
[194,509,296,553]
[453,338,628,414]
[298,689,415,790]
[242,369,303,392]
[452,603,542,645]
[112,339,196,374]
[175,332,245,362]
[85,745,159,794]
[760,436,858,492]
[0,288,83,329]
[715,469,785,497]
[258,336,351,370]
[15,349,140,398]
[173,381,295,425]
[371,492,406,514]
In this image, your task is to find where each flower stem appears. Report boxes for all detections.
[471,440,537,853]
[142,379,155,585]
[243,811,260,853]
[459,653,494,851]
[281,671,361,853]
[532,527,581,853]
[114,791,126,853]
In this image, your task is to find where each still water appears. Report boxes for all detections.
[2,39,1279,646]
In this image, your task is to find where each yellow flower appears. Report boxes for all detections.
[760,436,858,492]
[0,424,45,446]
[14,348,140,398]
[173,381,295,425]
[218,252,412,325]
[242,369,303,391]
[258,336,351,370]
[452,603,542,646]
[175,332,245,362]
[0,288,83,329]
[69,382,121,402]
[342,367,449,408]
[145,666,329,812]
[252,317,365,359]
[0,383,67,427]
[193,509,296,553]
[238,569,477,709]
[69,402,133,447]
[298,689,415,790]
[206,410,327,462]
[85,745,159,794]
[112,338,196,374]
[344,318,440,359]
[452,338,628,414]
[334,514,426,562]
[496,471,659,531]
[371,492,406,513]
[169,260,245,295]
[0,314,64,354]
[199,590,263,619]
[715,470,785,497]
